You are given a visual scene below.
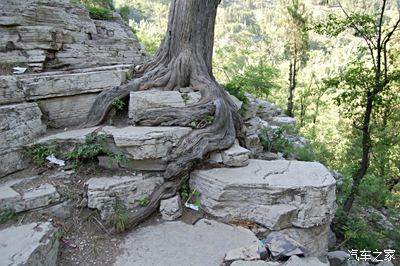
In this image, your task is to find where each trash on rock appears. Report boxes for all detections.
[46,155,65,166]
[12,66,27,74]
[264,232,305,260]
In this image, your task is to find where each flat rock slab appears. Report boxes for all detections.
[114,219,259,266]
[0,177,60,213]
[190,159,336,230]
[0,222,59,266]
[86,175,163,220]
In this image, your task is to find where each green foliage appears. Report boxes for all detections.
[112,98,125,110]
[343,216,382,251]
[87,5,113,20]
[223,82,249,116]
[259,125,316,161]
[26,143,56,167]
[137,197,150,207]
[110,201,130,233]
[0,208,16,225]
[66,133,107,168]
[118,5,130,22]
[227,62,280,100]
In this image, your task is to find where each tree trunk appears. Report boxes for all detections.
[287,56,297,117]
[83,0,244,228]
[343,92,373,213]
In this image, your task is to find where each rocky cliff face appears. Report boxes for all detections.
[0,0,147,177]
[0,0,146,72]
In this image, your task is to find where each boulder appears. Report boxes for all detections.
[328,250,350,266]
[221,140,250,167]
[114,219,259,266]
[86,174,163,220]
[0,102,46,152]
[190,159,336,256]
[0,222,59,266]
[284,255,328,266]
[224,245,261,262]
[264,232,305,259]
[0,102,46,177]
[159,195,183,221]
[244,93,282,121]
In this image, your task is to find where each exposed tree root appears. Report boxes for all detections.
[83,0,245,228]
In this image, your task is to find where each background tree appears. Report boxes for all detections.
[315,0,400,213]
[284,0,309,117]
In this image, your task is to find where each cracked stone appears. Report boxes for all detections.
[0,222,59,266]
[159,195,183,221]
[190,159,336,256]
[0,178,60,213]
[221,140,250,167]
[224,245,261,262]
[86,175,163,220]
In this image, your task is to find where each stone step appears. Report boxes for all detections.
[190,159,337,257]
[37,125,192,171]
[0,176,60,213]
[114,219,260,266]
[0,222,59,266]
[85,174,163,220]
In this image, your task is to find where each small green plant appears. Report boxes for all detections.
[223,83,250,116]
[53,228,65,241]
[112,98,125,111]
[66,133,107,168]
[26,143,56,167]
[259,126,316,161]
[0,208,16,224]
[137,197,150,207]
[87,5,112,20]
[181,93,189,104]
[110,201,130,233]
[180,181,201,208]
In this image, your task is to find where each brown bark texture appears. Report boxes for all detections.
[83,0,244,227]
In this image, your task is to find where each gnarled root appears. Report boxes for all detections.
[84,56,244,228]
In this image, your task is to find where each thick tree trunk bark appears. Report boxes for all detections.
[83,0,244,228]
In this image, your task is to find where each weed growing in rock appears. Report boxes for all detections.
[87,6,112,20]
[137,197,150,207]
[0,208,16,224]
[26,143,56,167]
[259,125,315,161]
[110,201,130,233]
[112,98,125,111]
[66,133,107,169]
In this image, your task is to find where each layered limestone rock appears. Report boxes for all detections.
[0,222,59,266]
[0,103,46,177]
[129,90,202,121]
[0,176,60,213]
[37,126,192,171]
[0,0,146,71]
[190,159,336,256]
[86,174,163,220]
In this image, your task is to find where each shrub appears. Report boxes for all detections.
[66,133,107,168]
[26,143,56,167]
[87,5,112,20]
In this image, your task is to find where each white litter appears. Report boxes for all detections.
[46,154,65,166]
[12,67,27,74]
[184,203,200,211]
